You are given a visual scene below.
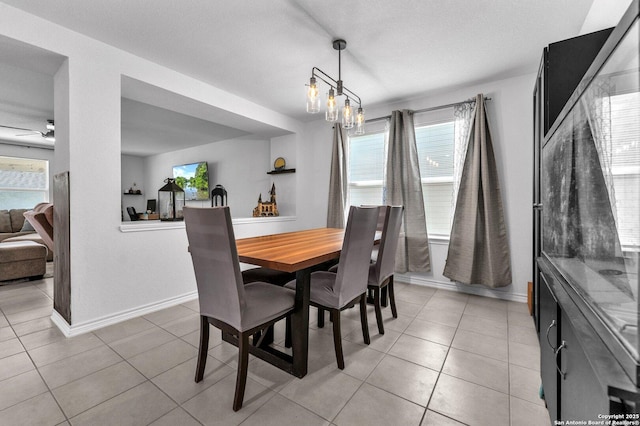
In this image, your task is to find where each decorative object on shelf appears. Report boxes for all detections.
[306,39,365,134]
[158,178,185,221]
[252,183,279,217]
[274,157,286,171]
[211,184,228,206]
[127,183,142,194]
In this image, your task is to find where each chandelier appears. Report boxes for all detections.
[306,39,365,134]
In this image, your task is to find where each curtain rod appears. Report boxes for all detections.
[365,96,492,124]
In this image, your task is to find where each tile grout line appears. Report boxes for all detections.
[1,283,542,424]
[0,278,72,424]
[420,294,465,425]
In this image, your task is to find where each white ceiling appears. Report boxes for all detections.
[0,0,607,155]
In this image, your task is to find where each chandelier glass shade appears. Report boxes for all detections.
[306,39,365,134]
[306,77,320,113]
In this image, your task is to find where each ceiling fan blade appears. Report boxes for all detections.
[15,132,44,137]
[0,124,40,132]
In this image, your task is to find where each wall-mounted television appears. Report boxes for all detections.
[172,161,209,201]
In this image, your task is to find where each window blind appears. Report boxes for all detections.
[611,92,640,248]
[0,156,49,209]
[348,132,385,207]
[416,122,455,235]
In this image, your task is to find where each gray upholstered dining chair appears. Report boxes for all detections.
[242,267,295,286]
[368,205,404,334]
[318,204,387,327]
[284,205,379,369]
[241,266,295,346]
[183,206,296,411]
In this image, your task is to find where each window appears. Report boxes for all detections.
[347,117,456,237]
[348,132,385,207]
[415,122,455,236]
[0,156,49,209]
[610,91,640,249]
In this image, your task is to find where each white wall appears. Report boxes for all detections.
[121,154,146,219]
[297,73,537,302]
[0,3,304,335]
[580,0,633,34]
[295,120,335,230]
[142,136,273,218]
[269,134,298,220]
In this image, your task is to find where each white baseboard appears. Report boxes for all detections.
[51,291,199,337]
[49,275,527,337]
[395,274,528,304]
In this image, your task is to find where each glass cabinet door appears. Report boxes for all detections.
[542,18,640,365]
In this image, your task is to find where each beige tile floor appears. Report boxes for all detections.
[0,271,550,425]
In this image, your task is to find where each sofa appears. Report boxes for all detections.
[0,203,53,261]
[0,208,34,242]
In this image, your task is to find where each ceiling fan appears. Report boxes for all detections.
[0,119,55,141]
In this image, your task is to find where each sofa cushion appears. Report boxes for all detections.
[0,210,10,233]
[20,219,35,232]
[0,241,47,263]
[9,209,28,232]
[3,234,53,261]
[0,241,47,281]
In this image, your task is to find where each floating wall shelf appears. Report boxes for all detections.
[267,168,296,175]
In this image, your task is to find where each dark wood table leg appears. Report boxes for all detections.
[367,287,388,307]
[290,268,310,378]
[366,288,375,304]
[252,326,275,347]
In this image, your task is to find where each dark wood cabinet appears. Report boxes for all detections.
[542,28,613,135]
[538,274,559,421]
[558,309,609,419]
[534,1,640,422]
[532,27,612,332]
[539,259,640,421]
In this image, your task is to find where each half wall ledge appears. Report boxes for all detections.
[119,215,297,233]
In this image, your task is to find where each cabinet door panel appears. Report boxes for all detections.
[539,275,559,422]
[559,310,608,420]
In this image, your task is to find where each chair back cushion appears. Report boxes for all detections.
[184,206,246,330]
[374,206,404,284]
[334,206,379,305]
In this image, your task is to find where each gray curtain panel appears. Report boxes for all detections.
[327,124,348,228]
[444,94,512,287]
[385,110,431,272]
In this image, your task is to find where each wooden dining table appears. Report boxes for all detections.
[233,227,345,378]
